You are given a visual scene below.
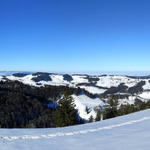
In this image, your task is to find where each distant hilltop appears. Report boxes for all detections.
[0,71,150,103]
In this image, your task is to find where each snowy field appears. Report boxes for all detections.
[1,109,150,150]
[72,94,105,120]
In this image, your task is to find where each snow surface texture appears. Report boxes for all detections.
[1,109,150,150]
[143,80,150,90]
[72,94,105,120]
[139,91,150,99]
[79,86,107,94]
[118,95,136,106]
[97,75,139,88]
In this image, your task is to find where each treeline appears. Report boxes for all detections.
[1,80,150,128]
[0,81,83,128]
[95,95,150,122]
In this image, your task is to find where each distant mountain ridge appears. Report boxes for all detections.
[0,71,33,76]
[0,72,150,104]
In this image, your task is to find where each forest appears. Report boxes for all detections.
[0,80,150,128]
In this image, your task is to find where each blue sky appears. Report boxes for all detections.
[0,0,150,73]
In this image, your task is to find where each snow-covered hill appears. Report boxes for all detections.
[1,72,150,103]
[1,109,150,150]
[72,94,106,120]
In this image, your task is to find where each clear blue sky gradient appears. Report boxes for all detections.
[0,0,150,72]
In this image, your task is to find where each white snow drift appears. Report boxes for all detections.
[1,109,150,150]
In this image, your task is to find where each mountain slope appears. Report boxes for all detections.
[1,72,150,106]
[1,109,150,150]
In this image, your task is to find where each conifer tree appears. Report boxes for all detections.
[85,106,90,114]
[55,92,78,127]
[96,111,101,121]
[108,94,118,107]
[89,115,94,122]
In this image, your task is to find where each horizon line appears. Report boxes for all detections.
[1,70,150,76]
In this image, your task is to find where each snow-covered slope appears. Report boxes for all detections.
[79,85,107,94]
[0,72,149,90]
[1,72,150,106]
[1,109,150,150]
[97,75,139,88]
[72,94,105,120]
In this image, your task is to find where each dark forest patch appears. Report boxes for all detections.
[63,74,73,82]
[32,73,52,82]
[13,73,29,77]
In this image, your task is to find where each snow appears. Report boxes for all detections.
[79,86,107,94]
[2,74,149,92]
[72,94,105,120]
[6,74,70,87]
[50,75,69,85]
[143,80,150,90]
[139,91,150,99]
[38,75,73,87]
[1,109,150,150]
[97,75,139,88]
[124,79,139,87]
[21,75,37,86]
[2,73,150,107]
[6,75,37,86]
[71,75,89,84]
[118,96,136,106]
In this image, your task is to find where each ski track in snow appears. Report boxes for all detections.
[1,116,150,142]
